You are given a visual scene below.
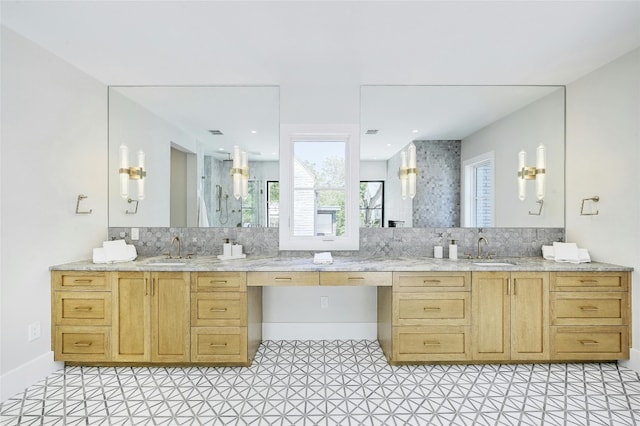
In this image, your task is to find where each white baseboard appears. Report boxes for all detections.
[0,351,63,403]
[263,322,378,340]
[619,348,640,373]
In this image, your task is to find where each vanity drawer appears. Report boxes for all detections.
[191,293,246,326]
[55,326,111,362]
[393,326,470,361]
[551,292,628,326]
[393,272,470,292]
[551,272,629,292]
[319,272,392,286]
[247,271,319,286]
[394,293,470,326]
[551,326,628,360]
[54,292,111,326]
[52,271,109,291]
[191,327,247,363]
[193,272,246,292]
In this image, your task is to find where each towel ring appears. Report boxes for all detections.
[75,194,92,214]
[126,198,139,215]
[580,196,600,216]
[528,199,544,216]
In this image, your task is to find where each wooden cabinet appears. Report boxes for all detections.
[379,272,472,363]
[51,271,112,362]
[191,272,261,365]
[472,272,549,361]
[112,271,190,363]
[550,272,630,360]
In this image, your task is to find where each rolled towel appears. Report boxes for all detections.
[92,247,107,264]
[313,252,333,265]
[553,242,580,263]
[541,245,555,260]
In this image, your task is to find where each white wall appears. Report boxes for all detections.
[0,28,108,401]
[108,90,197,227]
[461,89,565,227]
[565,48,640,369]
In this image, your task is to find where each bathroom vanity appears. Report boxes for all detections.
[50,257,631,366]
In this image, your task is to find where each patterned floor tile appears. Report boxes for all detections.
[1,340,640,425]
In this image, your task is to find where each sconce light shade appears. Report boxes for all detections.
[231,145,249,200]
[119,144,146,200]
[399,143,418,200]
[517,144,546,201]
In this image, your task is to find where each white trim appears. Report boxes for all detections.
[279,124,360,251]
[263,322,377,340]
[0,351,63,403]
[462,151,495,227]
[619,348,640,373]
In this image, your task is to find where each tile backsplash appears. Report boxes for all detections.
[108,227,564,259]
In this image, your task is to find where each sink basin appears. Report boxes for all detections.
[472,262,514,266]
[145,258,188,266]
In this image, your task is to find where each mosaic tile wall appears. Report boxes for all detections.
[108,227,564,259]
[413,140,461,228]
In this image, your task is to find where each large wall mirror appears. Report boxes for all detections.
[360,85,565,228]
[108,86,280,228]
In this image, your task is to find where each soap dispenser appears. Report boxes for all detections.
[449,240,458,260]
[223,239,232,257]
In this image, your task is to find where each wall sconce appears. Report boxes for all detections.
[517,144,545,201]
[119,145,146,200]
[230,145,249,200]
[399,143,418,199]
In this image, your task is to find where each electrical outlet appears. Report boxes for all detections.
[320,296,329,309]
[28,322,41,342]
[131,227,139,240]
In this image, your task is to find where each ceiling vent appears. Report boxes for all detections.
[208,129,224,135]
[365,129,379,135]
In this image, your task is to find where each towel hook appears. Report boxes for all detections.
[126,198,139,215]
[528,199,544,216]
[580,196,600,216]
[75,194,92,214]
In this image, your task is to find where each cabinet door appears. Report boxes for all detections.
[113,272,150,362]
[472,272,510,361]
[152,272,191,362]
[511,272,549,361]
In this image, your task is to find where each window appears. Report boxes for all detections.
[267,181,279,227]
[279,125,359,250]
[360,181,384,228]
[463,152,494,227]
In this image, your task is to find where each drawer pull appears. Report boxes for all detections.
[73,307,93,312]
[209,280,228,284]
[209,343,228,347]
[423,280,441,283]
[580,279,599,283]
[423,341,441,346]
[347,277,366,281]
[423,307,441,311]
[73,279,93,283]
[274,277,292,281]
[579,306,600,311]
[579,340,599,346]
[73,341,93,347]
[209,308,228,312]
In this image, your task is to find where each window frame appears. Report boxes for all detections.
[279,124,360,251]
[359,180,384,228]
[462,151,495,227]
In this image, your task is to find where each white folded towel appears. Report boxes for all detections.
[543,242,591,264]
[313,252,333,265]
[94,240,137,263]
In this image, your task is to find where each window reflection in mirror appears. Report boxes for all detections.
[360,181,384,228]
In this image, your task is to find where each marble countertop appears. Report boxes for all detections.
[50,255,633,272]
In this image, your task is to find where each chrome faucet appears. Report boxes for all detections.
[477,236,489,259]
[170,236,182,259]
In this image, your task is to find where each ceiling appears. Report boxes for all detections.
[2,1,639,160]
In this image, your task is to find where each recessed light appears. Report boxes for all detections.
[251,130,257,134]
[218,147,224,151]
[386,143,392,147]
[412,129,419,133]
